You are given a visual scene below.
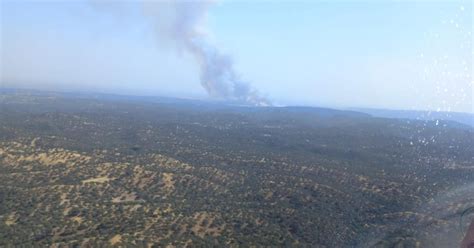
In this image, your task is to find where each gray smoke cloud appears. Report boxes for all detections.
[143,0,271,106]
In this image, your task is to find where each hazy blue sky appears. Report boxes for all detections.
[1,0,472,112]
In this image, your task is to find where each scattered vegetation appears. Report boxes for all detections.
[0,91,473,247]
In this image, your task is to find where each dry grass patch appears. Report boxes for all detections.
[71,216,84,224]
[82,177,114,184]
[5,212,17,226]
[162,172,175,192]
[112,191,139,203]
[191,212,225,238]
[109,234,122,245]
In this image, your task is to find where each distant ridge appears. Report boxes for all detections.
[352,108,474,127]
[0,88,369,119]
[2,88,470,126]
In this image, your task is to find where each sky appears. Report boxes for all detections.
[0,0,472,112]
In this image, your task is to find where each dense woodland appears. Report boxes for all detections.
[0,90,473,247]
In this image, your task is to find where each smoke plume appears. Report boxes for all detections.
[143,1,270,106]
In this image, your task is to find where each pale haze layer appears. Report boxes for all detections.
[1,1,472,112]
